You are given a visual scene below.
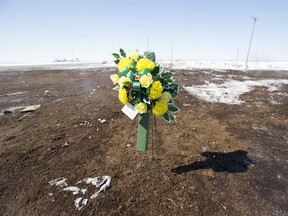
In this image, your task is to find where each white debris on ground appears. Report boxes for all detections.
[74,197,88,210]
[63,186,87,195]
[184,79,288,105]
[98,118,106,124]
[78,176,112,199]
[49,177,68,187]
[49,175,111,210]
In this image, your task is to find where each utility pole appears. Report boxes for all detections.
[245,16,258,70]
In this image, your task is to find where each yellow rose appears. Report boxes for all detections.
[139,73,153,88]
[118,76,132,87]
[118,58,133,71]
[118,87,129,104]
[136,58,155,72]
[128,49,140,61]
[110,74,120,84]
[134,102,147,114]
[159,91,172,103]
[149,81,163,99]
[152,101,168,116]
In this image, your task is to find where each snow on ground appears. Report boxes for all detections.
[1,60,287,105]
[160,60,288,71]
[0,61,115,71]
[184,79,288,105]
[1,60,288,71]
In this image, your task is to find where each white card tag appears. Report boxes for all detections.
[121,104,138,120]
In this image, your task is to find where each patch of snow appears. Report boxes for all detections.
[2,60,288,71]
[160,60,288,71]
[184,79,288,105]
[0,61,115,71]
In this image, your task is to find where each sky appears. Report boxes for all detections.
[0,0,288,63]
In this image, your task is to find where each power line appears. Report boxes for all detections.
[245,16,258,70]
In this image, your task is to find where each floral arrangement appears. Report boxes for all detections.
[110,48,180,122]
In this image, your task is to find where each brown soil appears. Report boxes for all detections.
[0,67,288,216]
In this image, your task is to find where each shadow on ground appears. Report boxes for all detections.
[171,150,253,174]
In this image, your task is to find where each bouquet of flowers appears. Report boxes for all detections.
[110,48,180,122]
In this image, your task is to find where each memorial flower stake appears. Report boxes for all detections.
[110,48,180,152]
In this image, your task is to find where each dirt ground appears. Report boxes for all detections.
[0,66,288,216]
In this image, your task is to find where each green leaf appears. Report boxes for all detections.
[170,83,179,92]
[120,48,126,57]
[131,61,136,69]
[144,51,156,62]
[124,81,132,87]
[169,114,177,122]
[168,105,180,113]
[167,83,179,98]
[114,59,120,64]
[143,95,151,104]
[170,92,178,98]
[163,112,171,123]
[162,72,175,83]
[130,97,140,106]
[151,65,160,75]
[163,72,173,80]
[112,53,120,59]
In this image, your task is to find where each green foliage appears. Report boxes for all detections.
[168,105,180,113]
[151,65,160,76]
[112,53,120,59]
[163,112,170,122]
[163,112,177,123]
[144,51,156,62]
[130,97,140,106]
[143,95,151,104]
[162,72,174,83]
[120,48,126,57]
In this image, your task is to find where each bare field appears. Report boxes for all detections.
[0,67,288,215]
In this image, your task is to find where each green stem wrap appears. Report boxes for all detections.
[136,51,156,152]
[119,67,129,77]
[132,81,140,91]
[136,112,150,152]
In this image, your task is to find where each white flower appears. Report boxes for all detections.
[128,49,140,61]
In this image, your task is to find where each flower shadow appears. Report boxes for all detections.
[171,150,253,175]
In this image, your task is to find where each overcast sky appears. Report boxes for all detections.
[0,0,288,63]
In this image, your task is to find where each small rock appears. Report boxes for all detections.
[62,142,70,147]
